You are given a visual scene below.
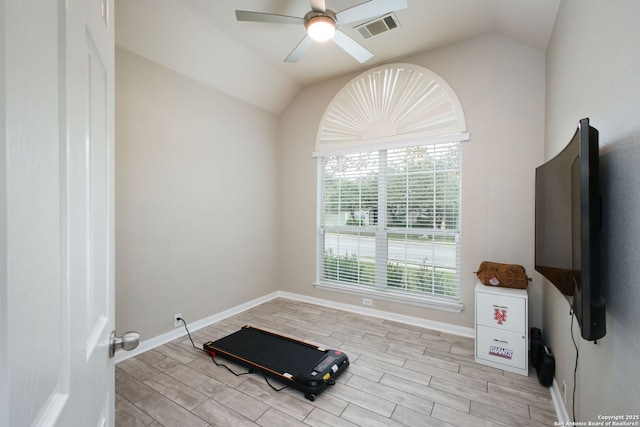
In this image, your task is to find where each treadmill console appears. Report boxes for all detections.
[309,350,348,382]
[312,350,344,374]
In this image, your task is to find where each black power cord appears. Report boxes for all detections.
[569,309,579,422]
[177,317,288,392]
[177,317,206,354]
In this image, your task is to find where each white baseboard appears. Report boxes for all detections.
[114,292,280,363]
[278,291,475,338]
[115,290,475,364]
[550,377,570,423]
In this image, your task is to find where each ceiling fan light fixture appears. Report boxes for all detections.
[305,13,336,42]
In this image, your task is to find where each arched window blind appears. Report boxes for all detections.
[314,63,468,157]
[316,64,468,311]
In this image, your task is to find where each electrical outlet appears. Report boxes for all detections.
[362,298,373,306]
[562,381,567,404]
[173,313,182,328]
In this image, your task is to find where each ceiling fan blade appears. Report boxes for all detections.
[284,35,314,63]
[331,30,373,63]
[336,0,407,25]
[309,0,327,13]
[235,10,304,25]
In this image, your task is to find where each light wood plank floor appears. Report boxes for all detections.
[115,298,557,426]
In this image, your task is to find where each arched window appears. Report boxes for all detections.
[315,64,468,311]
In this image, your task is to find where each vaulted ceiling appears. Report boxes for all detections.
[116,0,560,114]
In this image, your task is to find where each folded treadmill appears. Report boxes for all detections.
[203,325,349,401]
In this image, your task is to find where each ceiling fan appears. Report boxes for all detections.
[235,0,408,63]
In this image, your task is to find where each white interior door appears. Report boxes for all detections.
[1,0,117,426]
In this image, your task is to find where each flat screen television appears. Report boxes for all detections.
[535,118,605,341]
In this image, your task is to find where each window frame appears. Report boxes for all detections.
[315,141,464,313]
[312,63,468,312]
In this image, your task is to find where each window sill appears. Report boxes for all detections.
[314,281,464,313]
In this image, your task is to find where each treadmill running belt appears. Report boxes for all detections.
[210,327,325,376]
[203,325,349,401]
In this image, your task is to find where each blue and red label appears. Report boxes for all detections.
[489,346,513,359]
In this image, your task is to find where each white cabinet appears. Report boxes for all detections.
[475,281,528,375]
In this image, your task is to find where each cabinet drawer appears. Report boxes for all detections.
[476,325,527,370]
[476,291,526,332]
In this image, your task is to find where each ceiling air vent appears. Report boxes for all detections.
[354,13,400,39]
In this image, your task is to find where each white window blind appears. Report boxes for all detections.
[318,142,461,303]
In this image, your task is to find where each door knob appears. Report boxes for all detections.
[109,330,140,358]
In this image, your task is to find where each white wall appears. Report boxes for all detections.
[115,0,299,115]
[277,34,545,329]
[544,0,640,421]
[0,0,6,417]
[115,47,280,338]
